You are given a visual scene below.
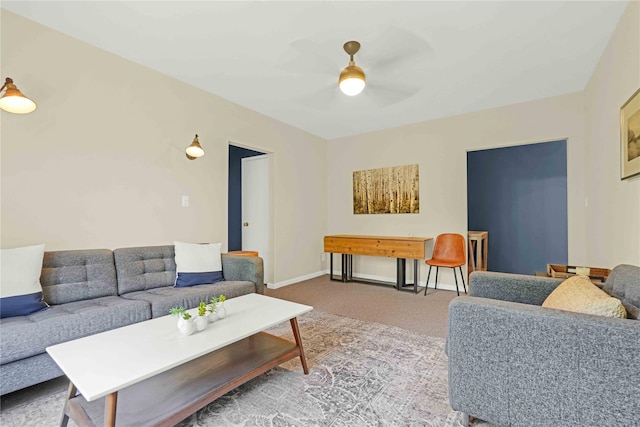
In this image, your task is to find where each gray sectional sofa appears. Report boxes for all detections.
[447,264,640,427]
[0,245,264,395]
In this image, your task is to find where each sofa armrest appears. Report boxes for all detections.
[448,297,640,427]
[221,255,264,294]
[469,271,563,305]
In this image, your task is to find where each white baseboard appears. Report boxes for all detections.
[267,271,326,289]
[269,270,466,294]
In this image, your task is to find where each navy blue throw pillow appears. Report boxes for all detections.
[175,271,224,287]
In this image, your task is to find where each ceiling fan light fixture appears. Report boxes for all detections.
[339,41,366,96]
[339,63,366,96]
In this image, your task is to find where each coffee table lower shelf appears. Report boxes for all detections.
[61,331,305,427]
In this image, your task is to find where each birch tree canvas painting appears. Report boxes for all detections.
[353,164,419,214]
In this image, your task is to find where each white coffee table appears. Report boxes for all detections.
[46,293,313,427]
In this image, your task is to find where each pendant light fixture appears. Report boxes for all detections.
[185,134,205,160]
[339,41,366,96]
[0,77,37,114]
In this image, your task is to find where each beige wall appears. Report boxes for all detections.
[326,93,587,284]
[0,11,327,285]
[584,0,640,266]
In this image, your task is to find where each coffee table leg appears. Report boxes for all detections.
[104,392,118,427]
[289,317,309,375]
[60,382,77,427]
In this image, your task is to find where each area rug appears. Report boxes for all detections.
[0,310,467,427]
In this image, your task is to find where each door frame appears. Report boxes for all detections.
[241,154,272,283]
[228,142,274,284]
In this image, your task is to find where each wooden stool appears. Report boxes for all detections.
[227,251,259,257]
[467,231,488,280]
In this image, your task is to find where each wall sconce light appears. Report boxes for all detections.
[185,134,205,160]
[0,77,37,114]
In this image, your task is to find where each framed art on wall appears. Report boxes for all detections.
[353,164,419,214]
[621,87,640,180]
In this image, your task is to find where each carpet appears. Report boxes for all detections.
[0,310,467,427]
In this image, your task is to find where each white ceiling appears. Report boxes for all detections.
[2,1,629,140]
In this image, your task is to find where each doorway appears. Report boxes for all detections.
[241,155,271,282]
[227,145,271,282]
[466,140,568,275]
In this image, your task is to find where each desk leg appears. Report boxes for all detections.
[329,253,353,283]
[413,259,419,293]
[330,253,334,280]
[341,254,347,282]
[396,258,406,290]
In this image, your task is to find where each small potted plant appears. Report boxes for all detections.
[216,294,227,319]
[178,312,195,335]
[195,301,208,331]
[169,306,186,327]
[207,297,218,323]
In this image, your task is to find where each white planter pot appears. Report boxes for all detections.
[207,305,217,323]
[217,302,227,319]
[195,315,208,331]
[178,318,196,336]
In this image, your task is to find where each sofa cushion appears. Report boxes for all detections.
[121,280,256,318]
[0,244,48,318]
[114,246,176,294]
[41,249,118,305]
[0,296,150,365]
[603,264,640,320]
[542,276,627,318]
[174,241,224,287]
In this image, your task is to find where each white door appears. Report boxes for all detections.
[241,155,271,283]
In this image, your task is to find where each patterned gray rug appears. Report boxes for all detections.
[0,310,468,427]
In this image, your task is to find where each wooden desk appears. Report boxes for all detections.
[323,235,433,293]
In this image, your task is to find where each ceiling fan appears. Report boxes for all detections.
[282,27,434,109]
[338,41,366,96]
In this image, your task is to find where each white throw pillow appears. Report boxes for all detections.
[174,241,224,287]
[0,244,49,318]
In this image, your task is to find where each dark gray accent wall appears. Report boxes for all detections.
[467,140,568,275]
[228,145,264,251]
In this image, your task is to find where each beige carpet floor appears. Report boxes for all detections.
[265,274,465,339]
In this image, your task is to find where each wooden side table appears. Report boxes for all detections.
[467,231,488,279]
[227,251,259,257]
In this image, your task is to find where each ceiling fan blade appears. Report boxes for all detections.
[296,82,341,110]
[362,26,435,72]
[363,80,423,107]
[276,39,339,76]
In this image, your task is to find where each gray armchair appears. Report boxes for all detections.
[447,265,640,427]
